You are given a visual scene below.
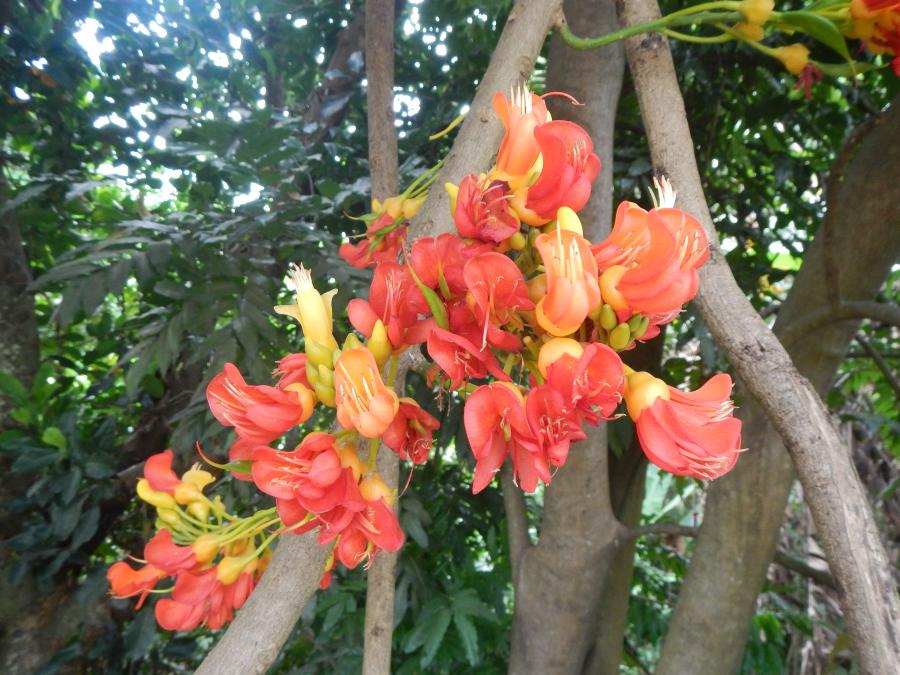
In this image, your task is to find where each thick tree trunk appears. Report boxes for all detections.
[618,1,900,670]
[361,1,400,671]
[197,3,564,672]
[656,95,900,675]
[508,2,625,672]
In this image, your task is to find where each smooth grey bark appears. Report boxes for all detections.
[618,0,900,669]
[657,95,900,675]
[508,2,626,672]
[361,2,400,669]
[197,3,564,672]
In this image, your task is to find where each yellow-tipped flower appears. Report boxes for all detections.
[734,21,765,42]
[738,0,774,25]
[360,472,394,504]
[216,556,249,585]
[537,337,584,378]
[192,534,221,564]
[136,478,177,510]
[275,263,339,357]
[444,182,459,216]
[623,371,671,421]
[774,44,810,75]
[367,320,392,367]
[554,206,584,236]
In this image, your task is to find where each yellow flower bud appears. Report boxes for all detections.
[444,182,459,215]
[157,508,180,526]
[187,500,210,522]
[274,263,339,352]
[555,206,584,236]
[174,481,204,505]
[342,333,364,351]
[216,556,248,585]
[181,466,215,491]
[136,479,177,510]
[192,534,221,564]
[734,21,765,42]
[738,0,774,25]
[283,382,316,424]
[599,304,618,332]
[624,371,671,420]
[537,337,584,378]
[360,473,394,504]
[508,231,527,251]
[305,339,335,370]
[402,193,426,220]
[336,445,364,482]
[367,320,393,367]
[774,44,810,75]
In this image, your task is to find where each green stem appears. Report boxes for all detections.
[560,10,742,50]
[662,28,734,43]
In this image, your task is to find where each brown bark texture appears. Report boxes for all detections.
[507,1,626,673]
[196,2,564,672]
[361,2,400,671]
[656,95,900,675]
[618,0,900,670]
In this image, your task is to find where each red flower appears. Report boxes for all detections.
[382,398,441,464]
[144,450,181,494]
[331,498,405,569]
[144,528,198,575]
[594,202,708,318]
[339,211,406,268]
[410,233,487,298]
[545,343,625,424]
[463,252,533,350]
[273,353,311,390]
[625,372,743,480]
[207,363,315,444]
[107,561,164,609]
[521,121,601,224]
[525,385,586,468]
[251,432,354,514]
[464,383,546,494]
[347,262,433,350]
[453,174,520,243]
[426,327,508,390]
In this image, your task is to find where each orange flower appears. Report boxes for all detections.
[334,348,399,438]
[492,84,549,184]
[534,213,602,336]
[849,0,900,74]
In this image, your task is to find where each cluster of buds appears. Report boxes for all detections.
[107,452,271,630]
[110,85,744,633]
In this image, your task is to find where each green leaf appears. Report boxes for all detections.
[69,504,100,549]
[51,495,86,540]
[12,447,59,473]
[814,60,884,77]
[403,599,452,666]
[452,613,479,666]
[41,426,67,451]
[776,12,849,61]
[406,264,449,329]
[123,609,159,661]
[0,372,28,406]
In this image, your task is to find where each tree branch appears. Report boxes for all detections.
[501,461,529,587]
[855,334,900,400]
[621,523,837,588]
[779,300,900,349]
[197,3,566,672]
[617,1,900,671]
[362,3,400,670]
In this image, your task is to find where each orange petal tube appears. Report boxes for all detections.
[533,221,602,336]
[334,348,399,438]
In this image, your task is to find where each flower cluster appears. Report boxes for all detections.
[846,0,900,75]
[109,85,743,632]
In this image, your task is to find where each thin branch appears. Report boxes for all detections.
[617,0,900,670]
[501,461,529,587]
[623,523,836,588]
[362,2,400,672]
[779,300,900,349]
[855,334,900,400]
